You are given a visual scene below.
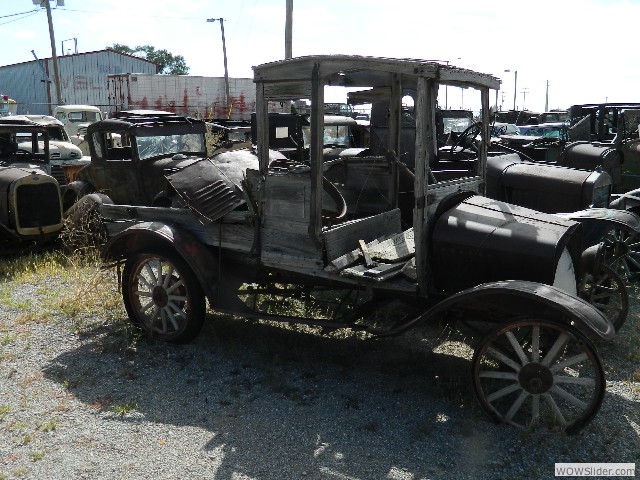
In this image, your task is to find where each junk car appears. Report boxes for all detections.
[0,120,64,251]
[62,110,208,211]
[0,115,87,185]
[93,56,615,434]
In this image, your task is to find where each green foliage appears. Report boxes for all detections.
[107,43,190,75]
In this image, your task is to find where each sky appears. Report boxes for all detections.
[1,0,639,114]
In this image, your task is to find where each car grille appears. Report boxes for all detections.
[49,165,67,185]
[16,183,62,228]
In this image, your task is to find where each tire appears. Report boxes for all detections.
[472,319,605,435]
[580,265,629,332]
[122,249,206,343]
[603,228,640,282]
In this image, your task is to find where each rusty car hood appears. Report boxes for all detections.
[165,150,258,224]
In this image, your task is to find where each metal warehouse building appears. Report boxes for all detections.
[0,49,156,115]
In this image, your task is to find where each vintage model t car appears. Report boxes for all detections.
[95,56,614,434]
[0,118,64,252]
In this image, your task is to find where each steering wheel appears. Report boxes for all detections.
[322,176,347,221]
[450,122,482,157]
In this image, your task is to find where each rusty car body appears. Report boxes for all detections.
[93,55,616,434]
[0,119,64,251]
[0,115,87,186]
[63,110,208,211]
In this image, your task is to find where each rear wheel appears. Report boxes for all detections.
[603,228,640,282]
[122,249,206,343]
[472,319,605,434]
[580,265,628,332]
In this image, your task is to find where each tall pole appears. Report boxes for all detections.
[513,70,518,111]
[545,80,549,112]
[207,18,231,117]
[284,0,293,113]
[285,0,293,60]
[44,0,62,113]
[219,18,230,116]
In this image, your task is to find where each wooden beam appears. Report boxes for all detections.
[309,62,324,240]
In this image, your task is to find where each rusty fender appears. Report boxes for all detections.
[103,222,219,304]
[380,280,614,341]
[609,187,640,212]
[556,207,640,248]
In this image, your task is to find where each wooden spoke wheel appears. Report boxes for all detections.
[123,249,206,343]
[472,319,605,434]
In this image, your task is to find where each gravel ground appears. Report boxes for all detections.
[0,275,638,480]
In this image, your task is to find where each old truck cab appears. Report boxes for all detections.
[98,55,615,434]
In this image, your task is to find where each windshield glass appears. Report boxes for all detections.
[322,125,350,147]
[521,126,563,138]
[136,133,206,160]
[68,111,102,123]
[443,117,473,134]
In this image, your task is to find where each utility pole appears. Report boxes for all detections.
[283,0,293,113]
[34,0,63,113]
[285,0,293,60]
[206,18,230,117]
[545,80,549,112]
[504,69,517,111]
[521,87,530,111]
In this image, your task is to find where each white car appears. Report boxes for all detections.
[54,105,104,155]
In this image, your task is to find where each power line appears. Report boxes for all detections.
[0,10,40,26]
[0,8,39,19]
[56,7,205,21]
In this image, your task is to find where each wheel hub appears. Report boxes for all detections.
[152,286,168,308]
[518,362,553,394]
[611,240,630,258]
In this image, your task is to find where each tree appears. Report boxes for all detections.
[107,44,190,75]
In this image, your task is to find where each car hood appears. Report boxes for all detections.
[19,141,83,161]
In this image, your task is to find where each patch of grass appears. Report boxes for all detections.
[40,418,57,432]
[11,467,29,478]
[0,249,125,335]
[111,401,139,416]
[28,451,45,461]
[0,333,17,346]
[0,405,11,420]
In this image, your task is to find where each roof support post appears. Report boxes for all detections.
[414,76,437,293]
[309,62,324,239]
[387,73,401,209]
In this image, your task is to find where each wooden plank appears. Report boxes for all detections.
[323,209,401,262]
[260,251,324,270]
[340,261,406,282]
[358,239,373,266]
[325,238,382,273]
[425,178,482,217]
[367,228,415,262]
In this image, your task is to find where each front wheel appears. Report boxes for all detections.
[472,319,605,434]
[122,249,206,343]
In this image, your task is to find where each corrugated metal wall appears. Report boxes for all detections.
[107,74,257,120]
[0,50,156,115]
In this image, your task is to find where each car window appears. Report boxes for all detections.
[136,133,206,160]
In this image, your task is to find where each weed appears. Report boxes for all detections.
[40,418,57,432]
[28,451,45,461]
[111,401,139,416]
[0,333,17,346]
[0,405,10,420]
[11,467,29,477]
